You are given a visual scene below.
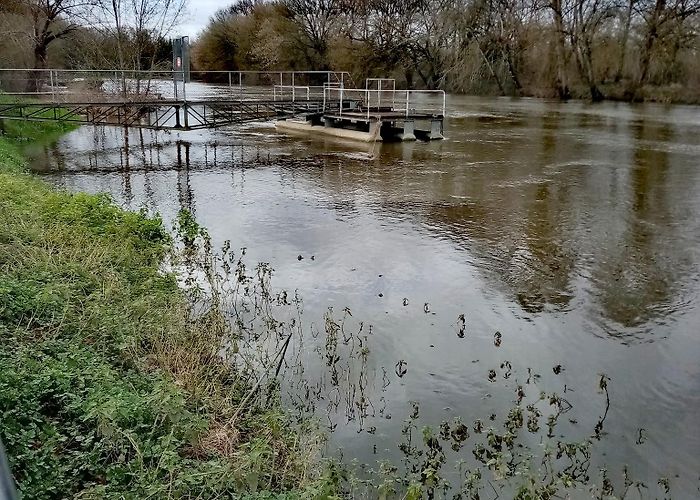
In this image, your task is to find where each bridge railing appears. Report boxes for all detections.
[0,68,352,103]
[323,87,446,119]
[0,68,182,102]
[1,68,445,124]
[273,85,311,102]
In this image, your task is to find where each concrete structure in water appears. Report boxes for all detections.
[276,110,445,142]
[276,79,445,142]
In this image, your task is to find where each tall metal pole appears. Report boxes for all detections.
[173,70,178,101]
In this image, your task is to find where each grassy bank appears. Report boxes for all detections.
[0,124,333,498]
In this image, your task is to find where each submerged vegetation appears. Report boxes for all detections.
[0,119,686,498]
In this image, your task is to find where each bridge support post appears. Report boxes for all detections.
[174,105,181,128]
[183,103,189,129]
[429,119,444,140]
[398,120,416,141]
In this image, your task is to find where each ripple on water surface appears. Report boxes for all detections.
[30,96,700,496]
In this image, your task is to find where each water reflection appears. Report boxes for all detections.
[26,97,700,495]
[28,100,700,332]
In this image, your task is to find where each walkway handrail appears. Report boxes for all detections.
[402,90,446,118]
[0,68,352,104]
[322,87,446,119]
[273,85,310,102]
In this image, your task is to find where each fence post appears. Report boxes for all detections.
[49,70,55,101]
[406,90,410,117]
[339,86,344,117]
[239,73,242,102]
[228,71,232,99]
[367,89,370,120]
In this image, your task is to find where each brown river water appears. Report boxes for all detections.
[28,96,700,496]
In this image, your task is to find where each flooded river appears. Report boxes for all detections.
[28,96,700,496]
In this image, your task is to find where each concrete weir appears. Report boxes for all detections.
[275,110,445,143]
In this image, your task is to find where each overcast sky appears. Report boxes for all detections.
[177,0,226,39]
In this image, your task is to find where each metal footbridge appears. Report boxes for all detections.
[0,70,358,130]
[0,69,445,138]
[0,97,350,130]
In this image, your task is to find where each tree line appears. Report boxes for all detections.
[194,0,700,102]
[1,0,698,102]
[0,0,183,75]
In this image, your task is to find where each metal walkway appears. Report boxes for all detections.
[0,70,445,135]
[0,98,347,130]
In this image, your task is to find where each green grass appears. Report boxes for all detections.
[0,125,334,498]
[0,94,75,144]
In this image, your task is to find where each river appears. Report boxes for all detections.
[28,96,700,497]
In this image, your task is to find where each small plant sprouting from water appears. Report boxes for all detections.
[168,209,677,499]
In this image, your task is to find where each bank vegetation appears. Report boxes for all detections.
[0,117,337,498]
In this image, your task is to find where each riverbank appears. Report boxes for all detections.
[0,124,333,498]
[536,81,700,105]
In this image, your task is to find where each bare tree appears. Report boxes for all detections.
[614,0,638,82]
[635,0,699,90]
[569,0,615,100]
[11,0,97,72]
[97,0,186,71]
[186,0,700,101]
[283,0,344,68]
[2,0,97,90]
[549,0,572,98]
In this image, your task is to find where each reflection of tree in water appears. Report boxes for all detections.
[424,182,577,314]
[290,109,697,331]
[176,140,194,215]
[34,109,699,336]
[420,110,579,314]
[592,120,693,330]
